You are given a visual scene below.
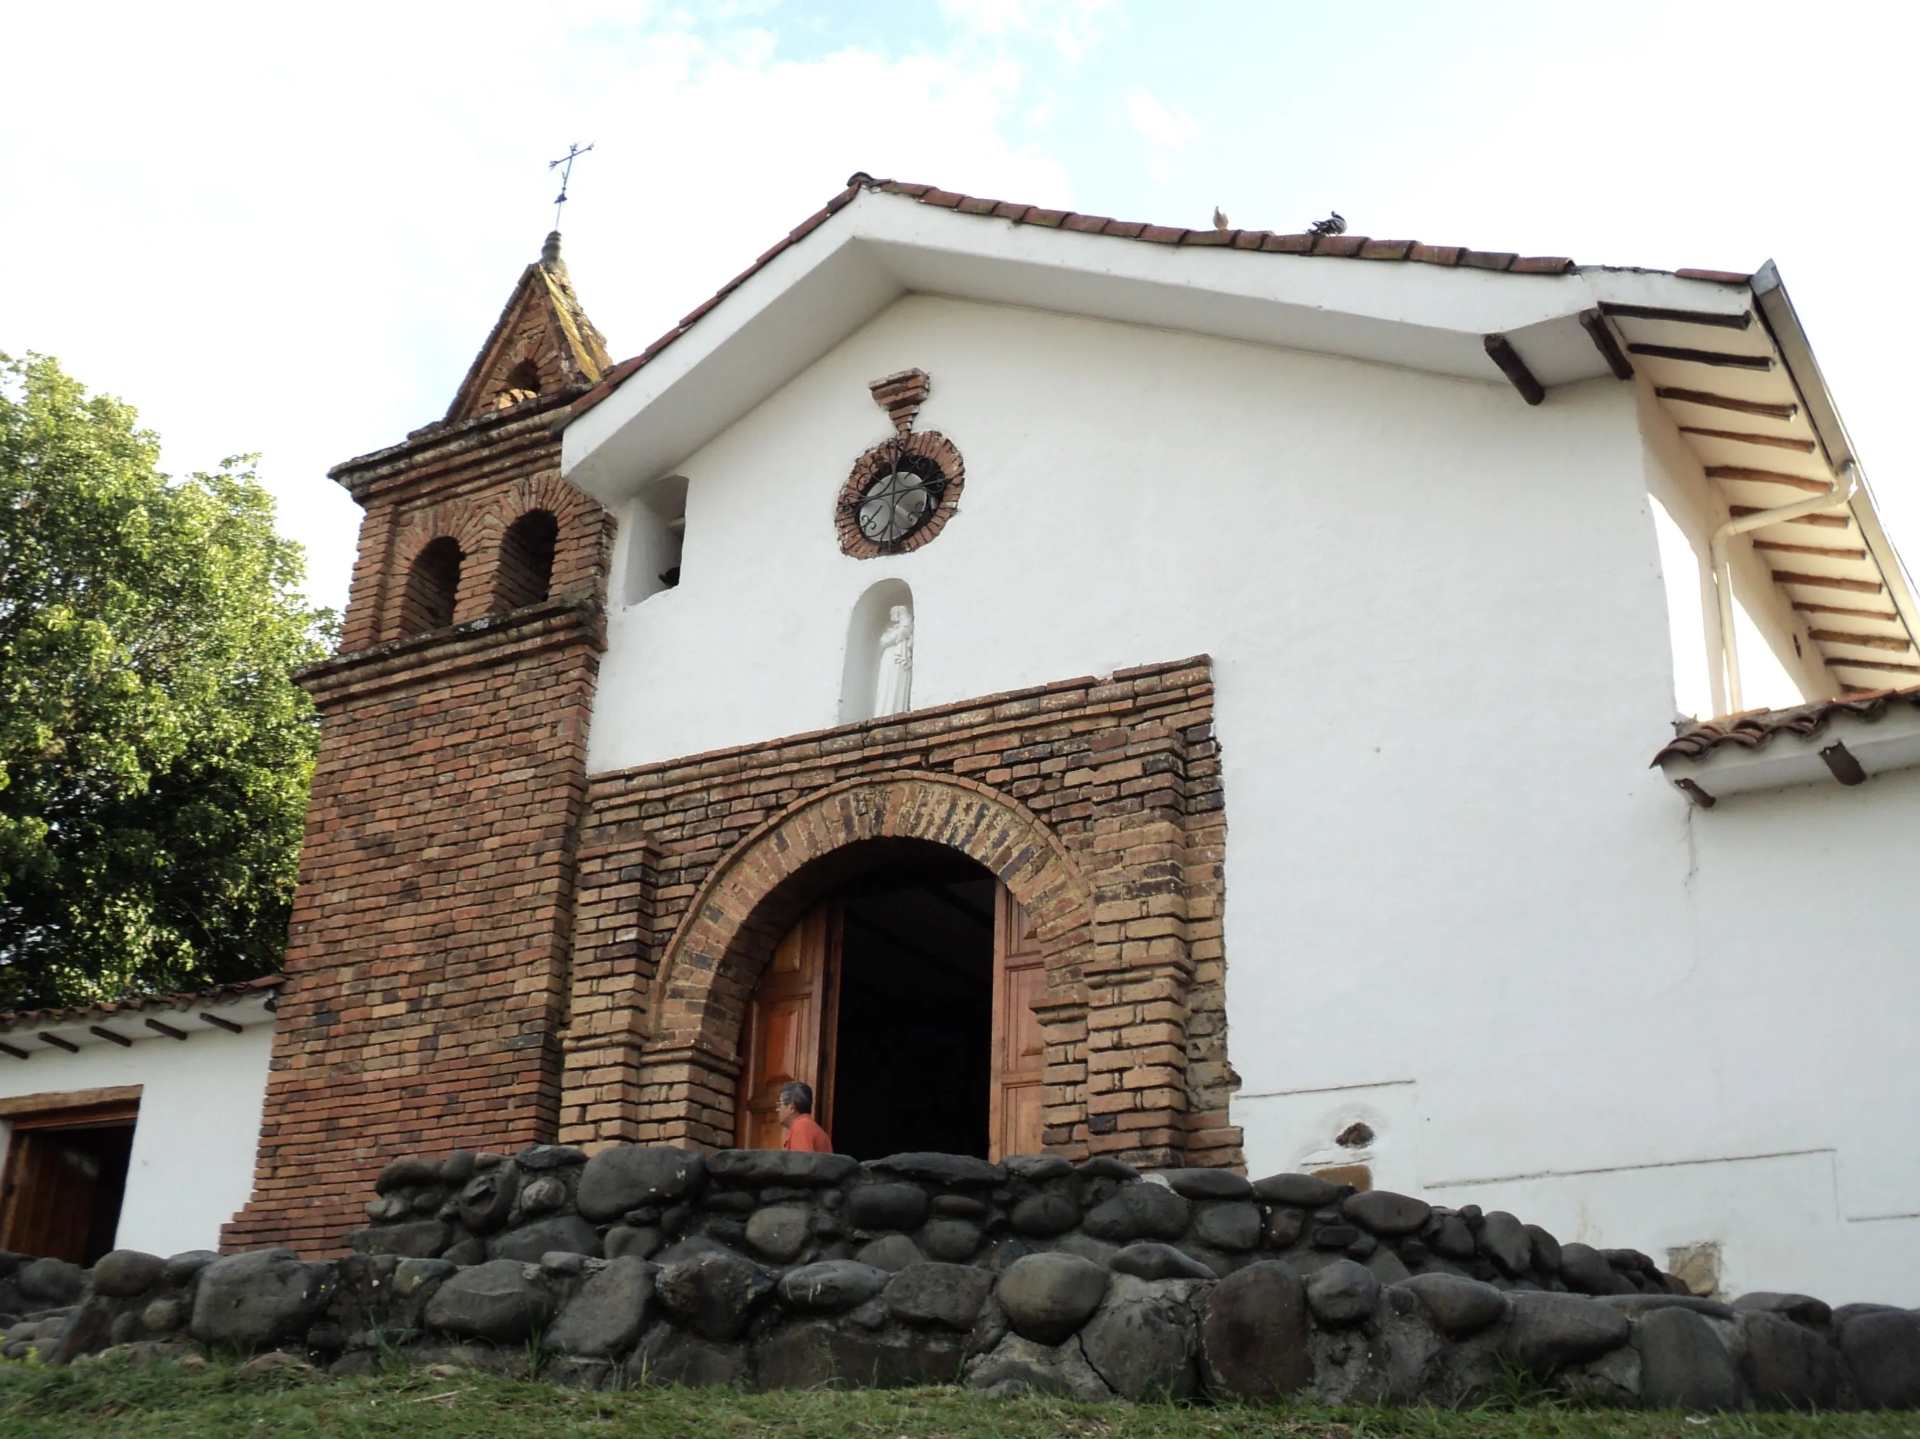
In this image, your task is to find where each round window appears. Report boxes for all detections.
[856,467,935,544]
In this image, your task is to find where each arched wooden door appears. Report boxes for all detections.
[735,903,841,1149]
[737,882,1047,1157]
[989,890,1048,1160]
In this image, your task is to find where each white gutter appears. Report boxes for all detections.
[1713,460,1856,713]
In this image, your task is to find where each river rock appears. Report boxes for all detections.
[1162,1170,1251,1201]
[352,1220,449,1259]
[1306,1259,1380,1327]
[1083,1184,1190,1243]
[1001,1154,1074,1182]
[1504,1292,1631,1372]
[1009,1193,1079,1238]
[16,1258,84,1307]
[744,1206,811,1263]
[995,1252,1109,1345]
[1193,1202,1261,1252]
[489,1214,599,1263]
[1342,1190,1431,1238]
[91,1250,165,1298]
[884,1262,993,1330]
[846,1183,930,1232]
[1732,1291,1833,1328]
[603,1225,661,1261]
[855,1235,924,1272]
[965,1331,1114,1400]
[1198,1261,1312,1399]
[654,1250,775,1342]
[1558,1242,1612,1295]
[923,1219,983,1262]
[576,1148,707,1222]
[869,1152,1004,1188]
[375,1157,440,1194]
[758,1319,969,1390]
[422,1258,552,1344]
[1634,1306,1742,1411]
[190,1250,334,1350]
[1740,1310,1840,1410]
[456,1168,518,1234]
[777,1261,891,1313]
[1525,1224,1562,1274]
[1478,1211,1531,1276]
[706,1150,858,1187]
[1080,1274,1199,1400]
[1840,1309,1920,1409]
[1399,1274,1509,1338]
[515,1145,586,1171]
[1111,1243,1215,1282]
[1252,1173,1343,1208]
[546,1257,655,1359]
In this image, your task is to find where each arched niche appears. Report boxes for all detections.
[839,579,912,725]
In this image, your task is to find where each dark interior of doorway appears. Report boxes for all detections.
[1,1118,135,1266]
[830,852,995,1161]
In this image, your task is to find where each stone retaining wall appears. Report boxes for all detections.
[27,1145,1920,1410]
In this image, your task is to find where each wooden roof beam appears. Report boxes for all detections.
[1600,302,1752,330]
[1773,570,1884,595]
[1808,629,1914,652]
[1657,387,1797,420]
[1578,309,1633,380]
[1681,426,1816,454]
[1483,333,1544,405]
[1630,343,1771,371]
[1707,465,1831,494]
[1794,600,1902,621]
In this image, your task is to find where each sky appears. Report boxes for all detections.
[3,1,1917,623]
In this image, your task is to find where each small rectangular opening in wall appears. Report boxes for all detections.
[0,1095,140,1265]
[622,476,689,606]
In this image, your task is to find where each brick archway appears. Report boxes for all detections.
[560,658,1239,1172]
[615,773,1094,1152]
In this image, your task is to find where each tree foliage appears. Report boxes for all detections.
[0,352,335,1007]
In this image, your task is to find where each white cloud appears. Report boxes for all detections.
[1126,88,1198,179]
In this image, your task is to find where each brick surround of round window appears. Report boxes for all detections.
[834,430,965,559]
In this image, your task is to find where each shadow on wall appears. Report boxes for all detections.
[840,579,913,725]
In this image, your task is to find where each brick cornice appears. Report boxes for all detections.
[327,392,584,502]
[299,596,603,708]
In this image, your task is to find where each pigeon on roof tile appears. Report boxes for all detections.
[1308,212,1347,237]
[1213,206,1230,232]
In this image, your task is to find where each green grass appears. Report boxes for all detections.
[0,1359,1913,1437]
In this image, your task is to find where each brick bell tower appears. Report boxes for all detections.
[224,235,615,1254]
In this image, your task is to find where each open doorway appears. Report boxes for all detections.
[0,1095,138,1265]
[737,843,1031,1161]
[831,857,995,1159]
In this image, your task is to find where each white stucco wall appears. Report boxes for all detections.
[583,293,1920,1303]
[0,1020,273,1257]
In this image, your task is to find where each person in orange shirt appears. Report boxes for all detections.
[777,1081,834,1153]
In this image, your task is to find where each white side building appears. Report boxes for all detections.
[0,980,277,1261]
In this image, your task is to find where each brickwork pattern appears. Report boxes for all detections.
[225,402,610,1256]
[560,657,1239,1173]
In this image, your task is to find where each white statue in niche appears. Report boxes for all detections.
[873,605,914,717]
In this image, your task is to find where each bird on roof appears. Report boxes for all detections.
[1308,212,1347,238]
[1213,206,1230,232]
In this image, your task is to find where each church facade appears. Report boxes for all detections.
[221,178,1920,1305]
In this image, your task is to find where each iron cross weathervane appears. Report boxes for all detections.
[548,142,595,229]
